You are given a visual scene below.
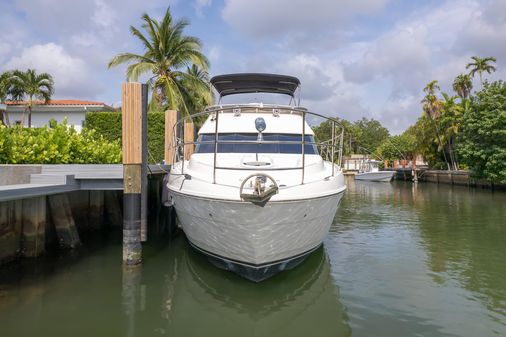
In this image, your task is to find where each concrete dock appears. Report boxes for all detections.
[0,164,169,265]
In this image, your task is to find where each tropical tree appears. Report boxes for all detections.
[452,73,473,100]
[0,71,13,126]
[376,132,416,164]
[108,7,211,114]
[182,64,213,125]
[10,69,54,127]
[458,81,506,184]
[421,80,450,170]
[466,56,497,88]
[439,93,463,170]
[352,117,390,154]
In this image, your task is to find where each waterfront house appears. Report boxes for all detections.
[5,99,115,131]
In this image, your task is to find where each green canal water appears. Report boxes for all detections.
[0,178,505,337]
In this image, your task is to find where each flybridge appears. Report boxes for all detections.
[210,73,301,98]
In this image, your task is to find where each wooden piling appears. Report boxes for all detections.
[165,110,178,165]
[89,190,104,230]
[47,194,81,248]
[105,191,123,227]
[22,197,46,257]
[0,201,22,263]
[412,157,418,182]
[184,121,195,160]
[122,82,147,265]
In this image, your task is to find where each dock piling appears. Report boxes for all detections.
[165,110,178,165]
[47,194,81,248]
[122,82,148,265]
[21,197,46,257]
[89,190,104,230]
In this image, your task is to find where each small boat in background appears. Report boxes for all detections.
[354,160,395,182]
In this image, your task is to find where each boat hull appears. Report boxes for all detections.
[169,191,344,281]
[354,171,395,182]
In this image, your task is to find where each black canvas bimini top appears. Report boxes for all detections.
[210,73,301,97]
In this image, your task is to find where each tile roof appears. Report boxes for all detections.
[5,99,108,106]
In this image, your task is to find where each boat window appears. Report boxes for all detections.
[195,133,319,154]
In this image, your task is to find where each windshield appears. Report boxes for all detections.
[195,133,319,154]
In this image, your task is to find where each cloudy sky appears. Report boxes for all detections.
[1,0,505,133]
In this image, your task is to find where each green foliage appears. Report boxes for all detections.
[0,119,121,164]
[10,69,54,127]
[353,117,390,154]
[453,74,473,100]
[376,132,416,162]
[0,71,12,102]
[84,111,122,143]
[147,112,166,164]
[458,81,506,183]
[313,117,389,156]
[85,111,167,163]
[466,56,497,87]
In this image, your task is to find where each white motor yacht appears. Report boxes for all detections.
[354,160,395,182]
[166,73,346,281]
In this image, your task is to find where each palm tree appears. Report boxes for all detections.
[440,93,462,170]
[10,69,54,127]
[466,56,497,88]
[108,7,210,114]
[422,80,442,118]
[452,74,473,100]
[182,64,213,122]
[0,71,13,126]
[421,80,450,170]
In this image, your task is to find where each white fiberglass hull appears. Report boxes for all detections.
[355,171,395,182]
[169,190,343,270]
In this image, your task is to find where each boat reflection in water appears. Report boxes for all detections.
[153,238,351,337]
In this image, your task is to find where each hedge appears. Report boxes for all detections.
[85,111,166,164]
[0,120,121,164]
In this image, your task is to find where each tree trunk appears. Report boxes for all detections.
[28,98,32,128]
[428,114,451,170]
[20,107,26,127]
[4,109,10,127]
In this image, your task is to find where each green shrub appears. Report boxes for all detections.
[85,111,167,163]
[146,112,165,164]
[0,119,121,164]
[84,111,122,143]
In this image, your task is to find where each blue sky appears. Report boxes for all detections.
[1,0,505,133]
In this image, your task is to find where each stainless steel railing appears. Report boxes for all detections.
[170,105,345,185]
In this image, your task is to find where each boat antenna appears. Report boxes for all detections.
[297,84,301,106]
[384,137,407,161]
[356,145,385,162]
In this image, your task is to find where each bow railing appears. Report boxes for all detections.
[170,104,345,185]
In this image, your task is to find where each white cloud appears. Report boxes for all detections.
[195,0,212,16]
[92,0,119,30]
[4,43,101,98]
[222,0,390,38]
[343,25,432,95]
[0,41,10,64]
[378,95,420,135]
[278,55,335,101]
[453,0,506,65]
